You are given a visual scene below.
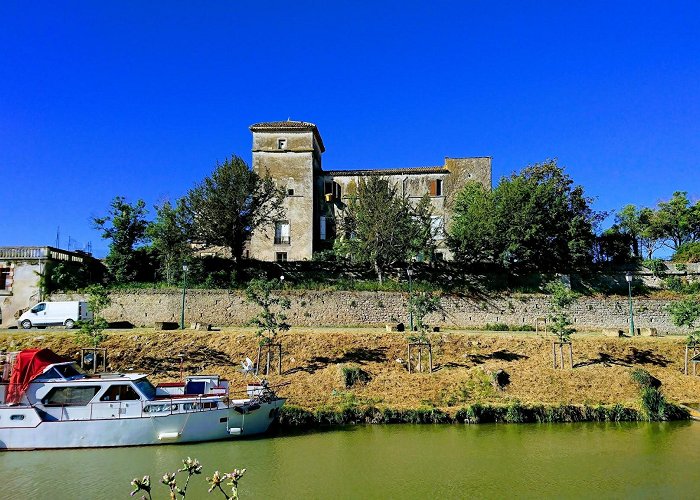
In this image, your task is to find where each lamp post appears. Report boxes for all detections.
[625,271,635,337]
[280,275,285,288]
[181,264,189,330]
[407,268,414,332]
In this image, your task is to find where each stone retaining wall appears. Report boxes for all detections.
[52,290,687,334]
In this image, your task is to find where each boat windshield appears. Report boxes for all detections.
[134,379,157,400]
[55,363,85,379]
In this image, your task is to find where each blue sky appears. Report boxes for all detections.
[1,1,698,257]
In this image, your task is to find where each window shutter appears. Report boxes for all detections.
[429,180,437,196]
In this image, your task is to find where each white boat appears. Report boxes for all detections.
[0,349,285,450]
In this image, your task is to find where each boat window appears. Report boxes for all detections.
[10,414,25,421]
[143,403,178,413]
[134,379,157,400]
[42,386,101,406]
[54,364,84,379]
[34,368,63,381]
[100,384,141,401]
[182,401,218,411]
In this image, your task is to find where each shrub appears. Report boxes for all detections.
[504,401,525,423]
[664,276,684,293]
[341,365,371,388]
[640,386,668,421]
[484,323,510,331]
[643,258,667,277]
[630,368,653,389]
[510,324,536,331]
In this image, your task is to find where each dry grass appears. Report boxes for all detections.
[1,327,699,412]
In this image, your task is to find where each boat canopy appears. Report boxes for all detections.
[6,349,69,404]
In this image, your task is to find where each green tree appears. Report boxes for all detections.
[546,280,577,343]
[182,156,285,265]
[447,182,495,264]
[334,177,434,282]
[93,196,149,283]
[654,191,700,251]
[245,278,290,346]
[594,226,633,265]
[147,200,191,284]
[667,296,700,347]
[76,284,111,347]
[448,160,600,273]
[408,292,441,342]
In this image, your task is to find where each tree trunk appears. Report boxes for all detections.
[374,261,383,283]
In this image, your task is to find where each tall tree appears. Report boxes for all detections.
[147,199,191,284]
[615,204,643,258]
[448,160,600,273]
[182,156,285,264]
[93,196,149,283]
[334,177,434,282]
[447,182,495,264]
[654,191,700,251]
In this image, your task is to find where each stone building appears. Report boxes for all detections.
[247,120,491,262]
[0,246,96,328]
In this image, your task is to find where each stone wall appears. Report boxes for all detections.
[52,290,688,334]
[0,261,41,327]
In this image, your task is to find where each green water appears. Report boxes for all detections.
[2,422,700,499]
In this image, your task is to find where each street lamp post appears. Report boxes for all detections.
[181,264,189,330]
[625,271,635,337]
[407,268,414,332]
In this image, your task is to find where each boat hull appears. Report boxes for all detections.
[0,399,285,450]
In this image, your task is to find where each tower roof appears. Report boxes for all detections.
[249,120,325,152]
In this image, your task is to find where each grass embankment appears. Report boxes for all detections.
[0,328,695,425]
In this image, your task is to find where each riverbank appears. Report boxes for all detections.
[1,327,698,422]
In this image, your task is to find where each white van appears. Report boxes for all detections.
[18,301,92,330]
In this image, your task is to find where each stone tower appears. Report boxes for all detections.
[247,121,325,261]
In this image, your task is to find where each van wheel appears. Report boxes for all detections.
[21,320,32,329]
[64,319,75,329]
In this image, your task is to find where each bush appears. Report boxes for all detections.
[664,276,684,293]
[640,386,668,421]
[643,258,667,277]
[504,401,525,423]
[510,324,536,332]
[484,323,510,331]
[341,365,371,388]
[630,368,654,389]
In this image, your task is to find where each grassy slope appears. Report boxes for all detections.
[1,327,698,413]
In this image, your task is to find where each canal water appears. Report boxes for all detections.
[2,422,700,499]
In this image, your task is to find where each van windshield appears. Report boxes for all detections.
[31,303,46,313]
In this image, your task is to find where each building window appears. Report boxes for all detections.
[320,216,327,240]
[287,188,295,196]
[430,216,444,240]
[0,267,10,290]
[324,181,341,202]
[277,138,287,150]
[274,221,291,244]
[429,179,443,197]
[276,252,288,262]
[434,252,444,261]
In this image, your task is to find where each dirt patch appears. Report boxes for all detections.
[1,327,698,411]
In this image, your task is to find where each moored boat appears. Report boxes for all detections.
[0,349,285,450]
